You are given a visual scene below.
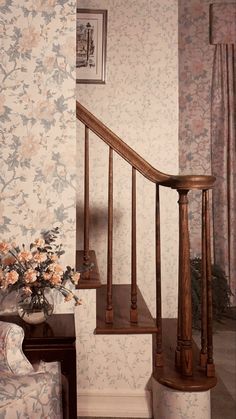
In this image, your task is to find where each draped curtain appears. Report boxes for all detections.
[210,3,236,304]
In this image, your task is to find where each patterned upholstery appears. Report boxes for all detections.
[0,321,62,419]
[0,321,34,375]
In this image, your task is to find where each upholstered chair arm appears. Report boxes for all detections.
[0,321,34,375]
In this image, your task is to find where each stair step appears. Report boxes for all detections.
[153,318,217,391]
[76,250,102,289]
[95,284,158,334]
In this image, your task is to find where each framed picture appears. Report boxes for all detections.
[76,9,107,84]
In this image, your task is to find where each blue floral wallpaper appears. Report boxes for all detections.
[77,0,179,319]
[0,0,76,264]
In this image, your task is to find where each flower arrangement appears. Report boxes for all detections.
[0,228,84,309]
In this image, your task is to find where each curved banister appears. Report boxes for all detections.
[76,101,215,190]
[76,99,217,390]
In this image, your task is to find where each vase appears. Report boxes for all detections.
[17,288,54,325]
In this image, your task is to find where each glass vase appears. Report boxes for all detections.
[17,288,54,325]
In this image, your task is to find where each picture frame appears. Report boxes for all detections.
[76,9,107,84]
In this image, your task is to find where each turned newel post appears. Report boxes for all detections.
[177,189,193,377]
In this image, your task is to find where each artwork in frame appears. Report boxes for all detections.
[76,9,107,84]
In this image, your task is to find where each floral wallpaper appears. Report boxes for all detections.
[153,379,211,419]
[75,294,153,415]
[178,0,236,256]
[210,4,236,305]
[0,0,76,266]
[0,1,220,416]
[77,0,179,319]
[76,0,179,411]
[77,333,152,391]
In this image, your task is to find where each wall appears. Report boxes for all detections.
[1,0,179,413]
[0,0,76,267]
[76,1,179,410]
[179,0,236,255]
[77,0,179,319]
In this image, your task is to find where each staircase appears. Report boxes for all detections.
[76,100,217,402]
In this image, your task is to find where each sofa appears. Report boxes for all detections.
[0,320,62,418]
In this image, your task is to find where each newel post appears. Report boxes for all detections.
[177,189,193,377]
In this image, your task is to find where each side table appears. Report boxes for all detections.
[0,313,77,419]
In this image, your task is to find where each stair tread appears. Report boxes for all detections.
[153,318,217,391]
[95,284,158,334]
[76,250,102,289]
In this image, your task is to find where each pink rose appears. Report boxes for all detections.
[18,250,33,262]
[34,252,47,263]
[0,242,11,254]
[5,270,19,285]
[50,273,62,285]
[34,238,45,247]
[43,272,52,281]
[24,269,37,283]
[48,263,64,276]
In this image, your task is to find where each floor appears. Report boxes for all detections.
[210,313,236,419]
[78,312,236,419]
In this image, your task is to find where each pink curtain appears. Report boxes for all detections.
[210,4,236,304]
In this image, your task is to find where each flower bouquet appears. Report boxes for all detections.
[0,227,91,324]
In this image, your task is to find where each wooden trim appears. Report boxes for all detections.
[178,190,193,377]
[76,101,215,190]
[76,9,107,85]
[200,191,208,368]
[130,167,138,323]
[84,126,90,266]
[106,147,114,323]
[155,184,163,367]
[77,390,152,418]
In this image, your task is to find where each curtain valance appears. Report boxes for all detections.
[210,3,236,44]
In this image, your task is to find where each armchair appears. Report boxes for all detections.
[0,320,62,418]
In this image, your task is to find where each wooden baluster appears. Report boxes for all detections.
[178,190,193,377]
[205,190,215,377]
[84,126,90,269]
[155,184,163,367]
[175,283,182,369]
[200,190,208,368]
[106,147,114,323]
[175,190,185,370]
[130,167,138,323]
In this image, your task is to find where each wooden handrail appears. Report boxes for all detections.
[76,101,215,190]
[76,100,217,391]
